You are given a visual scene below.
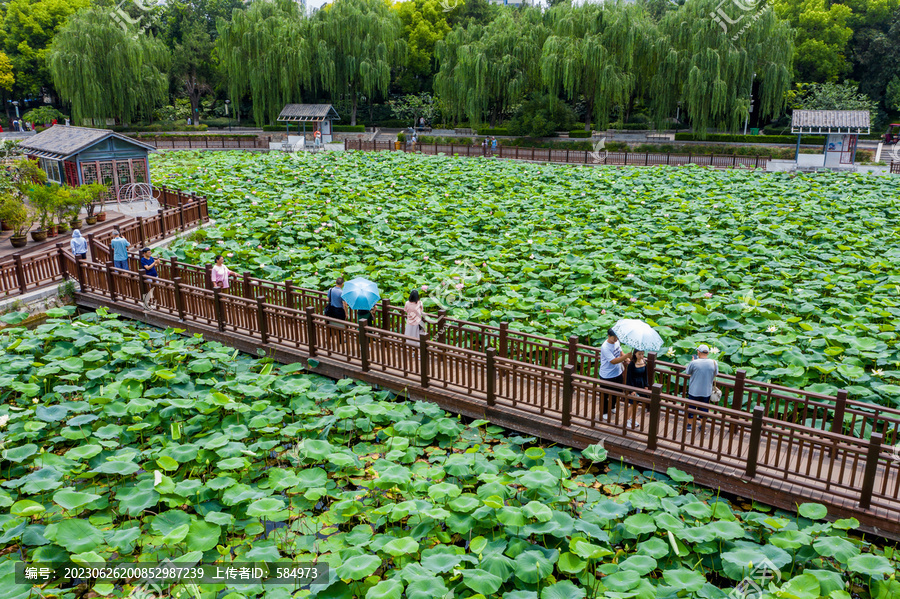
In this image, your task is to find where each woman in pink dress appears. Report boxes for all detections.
[211,255,237,290]
[404,289,424,339]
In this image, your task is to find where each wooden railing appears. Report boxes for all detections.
[68,259,900,524]
[138,137,268,150]
[343,140,770,169]
[76,242,900,451]
[0,187,208,299]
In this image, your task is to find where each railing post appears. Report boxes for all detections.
[158,208,167,237]
[745,405,765,478]
[213,287,225,332]
[284,280,295,310]
[168,257,179,280]
[437,309,447,343]
[380,298,391,330]
[242,272,252,300]
[305,306,317,357]
[567,336,578,366]
[173,277,186,321]
[12,254,26,294]
[562,365,574,427]
[256,295,268,343]
[85,233,97,262]
[729,369,746,434]
[359,319,370,372]
[647,352,657,385]
[831,390,848,435]
[499,322,509,358]
[647,384,662,450]
[138,267,148,299]
[486,347,496,407]
[179,204,186,231]
[858,433,883,510]
[105,261,117,301]
[419,332,430,388]
[137,216,146,246]
[75,256,86,292]
[55,243,68,280]
[204,264,213,290]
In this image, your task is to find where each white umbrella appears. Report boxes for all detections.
[611,319,664,352]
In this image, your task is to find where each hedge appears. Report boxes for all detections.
[111,124,208,132]
[333,125,365,132]
[131,133,258,140]
[674,133,827,144]
[476,128,509,136]
[568,130,592,138]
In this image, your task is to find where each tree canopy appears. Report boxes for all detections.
[48,7,169,124]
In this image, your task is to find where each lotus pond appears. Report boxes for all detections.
[152,151,900,410]
[1,309,898,599]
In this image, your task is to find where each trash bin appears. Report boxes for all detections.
[750,128,760,136]
[394,141,402,150]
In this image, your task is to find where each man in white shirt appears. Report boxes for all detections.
[598,329,631,418]
[684,344,718,431]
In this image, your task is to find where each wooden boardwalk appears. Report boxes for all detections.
[61,242,900,541]
[5,187,900,540]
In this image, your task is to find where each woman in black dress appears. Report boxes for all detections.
[625,350,649,429]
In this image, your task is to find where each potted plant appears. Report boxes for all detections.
[54,186,74,234]
[78,183,107,225]
[97,178,111,221]
[0,195,35,248]
[28,184,56,242]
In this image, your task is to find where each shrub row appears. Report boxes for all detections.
[131,133,258,140]
[111,124,208,132]
[333,125,366,132]
[674,133,826,144]
[568,130,593,138]
[476,128,509,136]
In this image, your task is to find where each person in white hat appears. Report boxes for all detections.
[684,344,718,431]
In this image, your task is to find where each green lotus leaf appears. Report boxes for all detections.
[336,555,382,581]
[366,579,403,599]
[53,490,102,511]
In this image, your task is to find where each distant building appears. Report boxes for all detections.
[19,125,155,191]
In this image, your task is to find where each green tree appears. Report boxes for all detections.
[842,0,900,108]
[0,51,13,93]
[541,2,655,131]
[793,81,877,115]
[171,21,216,124]
[314,0,406,126]
[773,0,852,82]
[435,8,547,127]
[0,0,89,99]
[886,76,900,113]
[48,8,170,124]
[393,0,451,93]
[216,0,314,126]
[649,0,793,136]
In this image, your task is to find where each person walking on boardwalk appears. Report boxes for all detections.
[211,255,238,290]
[70,230,87,260]
[684,344,718,431]
[624,349,649,429]
[491,136,498,155]
[404,289,425,340]
[598,329,631,419]
[111,229,130,270]
[325,277,348,320]
[139,248,160,311]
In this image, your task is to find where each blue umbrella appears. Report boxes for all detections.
[341,277,381,311]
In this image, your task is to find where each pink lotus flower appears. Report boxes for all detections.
[455,283,464,290]
[421,285,428,291]
[601,309,606,315]
[630,298,637,303]
[226,252,234,257]
[258,245,263,249]
[704,292,713,298]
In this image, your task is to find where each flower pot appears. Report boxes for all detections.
[48,224,58,237]
[85,216,98,225]
[0,220,10,232]
[31,229,47,242]
[58,223,70,234]
[10,235,27,248]
[97,212,107,222]
[70,218,82,229]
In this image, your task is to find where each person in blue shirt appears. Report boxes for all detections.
[69,230,87,259]
[140,248,159,310]
[110,230,130,270]
[325,277,348,321]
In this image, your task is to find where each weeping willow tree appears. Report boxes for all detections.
[541,2,655,131]
[48,8,169,125]
[216,0,314,127]
[434,9,548,127]
[313,0,406,125]
[649,0,793,136]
